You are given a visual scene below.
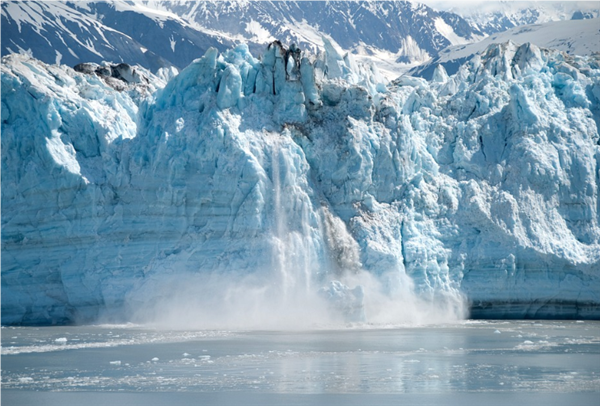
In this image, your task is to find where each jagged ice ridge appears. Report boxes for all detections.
[2,38,600,326]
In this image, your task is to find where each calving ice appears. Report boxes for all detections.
[2,37,599,327]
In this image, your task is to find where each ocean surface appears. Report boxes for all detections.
[2,320,599,405]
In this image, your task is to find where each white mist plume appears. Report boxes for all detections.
[123,265,466,330]
[120,122,467,331]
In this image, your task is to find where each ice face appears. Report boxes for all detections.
[2,40,599,326]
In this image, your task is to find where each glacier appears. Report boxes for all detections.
[2,38,600,326]
[411,18,600,79]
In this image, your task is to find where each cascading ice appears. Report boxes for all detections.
[2,38,599,326]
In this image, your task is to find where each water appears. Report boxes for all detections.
[2,321,599,405]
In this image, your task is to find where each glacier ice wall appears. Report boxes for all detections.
[2,39,600,326]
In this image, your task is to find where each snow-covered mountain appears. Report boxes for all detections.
[2,0,486,78]
[427,1,600,35]
[2,37,599,325]
[154,1,483,61]
[0,1,233,73]
[410,17,600,79]
[468,8,543,34]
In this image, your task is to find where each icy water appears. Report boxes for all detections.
[2,321,599,406]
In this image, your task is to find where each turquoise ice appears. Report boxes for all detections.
[2,39,599,326]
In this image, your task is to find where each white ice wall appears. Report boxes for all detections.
[2,39,599,325]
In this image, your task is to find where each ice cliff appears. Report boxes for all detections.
[2,39,600,326]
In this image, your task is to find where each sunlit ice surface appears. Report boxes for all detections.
[2,321,599,405]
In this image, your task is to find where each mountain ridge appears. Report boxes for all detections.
[2,0,485,77]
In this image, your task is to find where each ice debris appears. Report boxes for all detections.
[319,281,366,322]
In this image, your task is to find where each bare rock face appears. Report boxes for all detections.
[74,62,150,92]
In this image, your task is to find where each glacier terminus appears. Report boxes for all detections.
[2,33,600,326]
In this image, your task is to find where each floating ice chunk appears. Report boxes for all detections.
[109,360,121,365]
[54,337,68,343]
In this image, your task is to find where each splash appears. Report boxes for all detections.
[123,131,466,330]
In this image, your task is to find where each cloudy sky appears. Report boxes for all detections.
[417,0,600,13]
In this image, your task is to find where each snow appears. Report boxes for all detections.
[397,36,431,64]
[458,18,600,60]
[245,20,274,43]
[2,1,491,83]
[110,0,186,24]
[422,0,598,23]
[2,38,600,326]
[122,2,488,75]
[413,18,600,79]
[434,17,471,46]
